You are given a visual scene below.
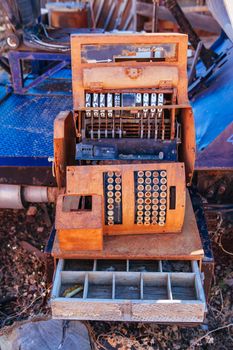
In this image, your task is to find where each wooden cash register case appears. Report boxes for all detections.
[51,33,205,323]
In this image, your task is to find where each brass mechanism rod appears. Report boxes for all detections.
[77,104,190,111]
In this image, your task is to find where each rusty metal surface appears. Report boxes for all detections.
[202,260,214,301]
[189,186,215,301]
[0,166,56,186]
[50,8,88,29]
[196,170,233,204]
[190,187,214,261]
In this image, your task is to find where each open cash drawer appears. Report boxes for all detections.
[51,259,206,323]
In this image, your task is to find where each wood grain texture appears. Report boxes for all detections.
[56,195,103,251]
[179,107,196,185]
[51,259,205,322]
[58,228,103,251]
[82,66,178,90]
[54,111,76,188]
[51,299,205,322]
[52,270,205,322]
[56,195,102,230]
[52,190,204,260]
[66,163,186,235]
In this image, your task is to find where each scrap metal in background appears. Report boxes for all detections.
[0,0,70,52]
[189,0,233,93]
[44,0,137,32]
[152,0,159,33]
[164,0,218,69]
[207,0,233,43]
[158,1,230,101]
[0,0,223,94]
[0,0,137,94]
[136,1,221,34]
[8,51,71,95]
[136,1,226,94]
[0,0,137,52]
[91,0,136,31]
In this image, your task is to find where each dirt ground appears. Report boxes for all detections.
[0,204,232,350]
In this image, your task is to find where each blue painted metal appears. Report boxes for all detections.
[0,86,9,102]
[191,35,233,169]
[195,121,233,169]
[51,68,72,80]
[27,78,72,96]
[191,36,232,151]
[8,50,71,94]
[0,157,52,166]
[0,93,73,166]
[0,70,12,102]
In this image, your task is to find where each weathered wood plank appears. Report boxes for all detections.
[51,259,206,322]
[52,191,203,260]
[51,298,205,322]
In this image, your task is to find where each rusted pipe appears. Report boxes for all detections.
[0,184,63,209]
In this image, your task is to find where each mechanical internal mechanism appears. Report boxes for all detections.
[134,170,167,226]
[52,34,205,325]
[83,91,177,140]
[54,33,195,251]
[103,171,122,225]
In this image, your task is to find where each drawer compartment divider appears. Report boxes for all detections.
[51,259,206,323]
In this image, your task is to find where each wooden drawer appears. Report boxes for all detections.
[51,259,206,323]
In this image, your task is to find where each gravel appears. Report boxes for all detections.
[0,206,232,349]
